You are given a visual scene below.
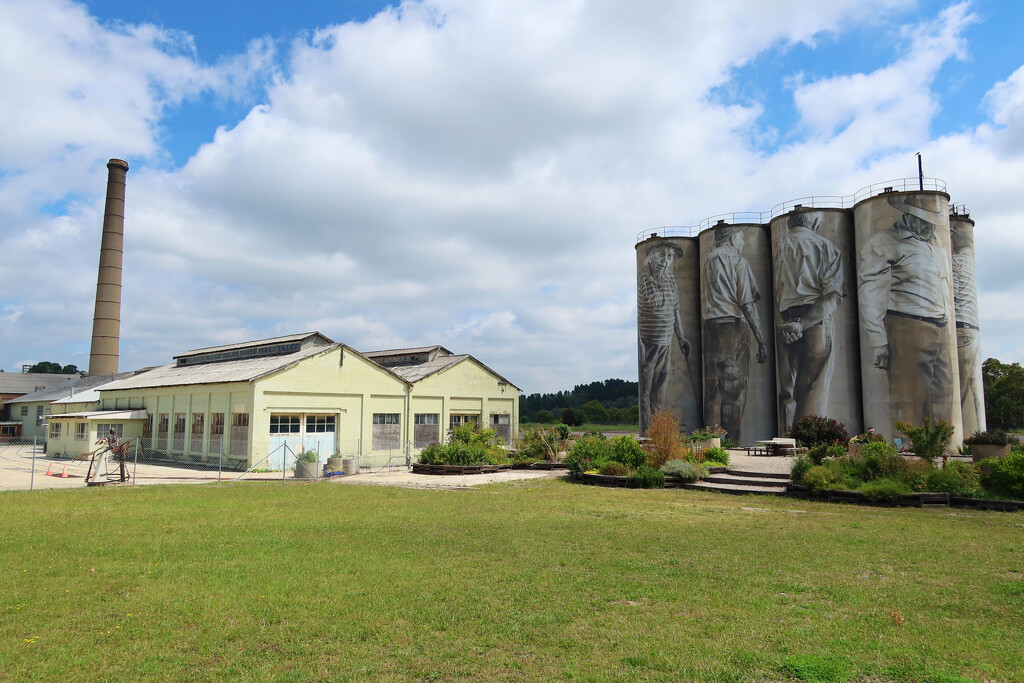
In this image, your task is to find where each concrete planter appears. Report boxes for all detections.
[847,443,863,457]
[294,460,319,479]
[971,444,1011,462]
[692,437,721,452]
[325,457,344,474]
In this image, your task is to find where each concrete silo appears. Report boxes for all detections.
[698,220,776,445]
[636,234,703,433]
[852,190,963,443]
[769,207,863,436]
[950,209,986,436]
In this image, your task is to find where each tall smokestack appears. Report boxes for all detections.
[88,159,129,376]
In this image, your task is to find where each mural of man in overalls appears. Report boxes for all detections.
[951,222,984,434]
[701,226,766,444]
[637,241,691,433]
[774,211,845,430]
[859,194,954,425]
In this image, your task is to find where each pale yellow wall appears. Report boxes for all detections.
[46,419,144,459]
[254,346,409,460]
[408,358,519,449]
[12,400,54,440]
[100,383,254,464]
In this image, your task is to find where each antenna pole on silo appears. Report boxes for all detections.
[917,152,924,191]
[87,159,129,376]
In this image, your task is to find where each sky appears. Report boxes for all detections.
[2,0,1024,395]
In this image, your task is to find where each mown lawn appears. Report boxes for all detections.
[1,478,1022,682]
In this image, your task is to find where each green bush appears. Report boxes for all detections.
[418,424,506,466]
[564,434,611,475]
[807,443,847,465]
[513,425,569,463]
[861,440,898,457]
[702,446,730,465]
[964,429,1018,446]
[599,461,630,476]
[980,451,1024,499]
[789,415,849,447]
[858,478,912,501]
[610,435,646,469]
[791,453,813,483]
[535,410,553,424]
[628,466,665,489]
[894,418,955,464]
[295,449,319,464]
[801,465,845,492]
[660,459,704,482]
[926,462,981,496]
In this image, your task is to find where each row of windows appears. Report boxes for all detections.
[269,415,336,434]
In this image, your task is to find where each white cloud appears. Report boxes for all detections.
[3,0,1024,395]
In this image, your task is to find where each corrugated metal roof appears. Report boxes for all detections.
[387,354,518,389]
[0,373,78,396]
[174,331,333,359]
[100,344,340,391]
[362,345,453,358]
[46,409,147,420]
[8,372,139,404]
[388,354,469,382]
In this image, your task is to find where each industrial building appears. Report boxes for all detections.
[637,178,983,446]
[43,332,519,468]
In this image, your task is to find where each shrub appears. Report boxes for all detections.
[861,440,898,457]
[926,462,981,496]
[599,461,630,476]
[295,449,319,464]
[849,428,886,444]
[858,478,912,501]
[418,424,506,466]
[535,410,553,424]
[564,434,611,475]
[628,466,665,489]
[789,415,849,447]
[702,446,730,465]
[513,425,571,463]
[807,443,846,466]
[660,459,704,482]
[964,429,1019,446]
[553,423,573,440]
[791,453,813,483]
[980,451,1024,499]
[893,418,955,465]
[610,435,646,469]
[802,465,845,492]
[643,410,688,469]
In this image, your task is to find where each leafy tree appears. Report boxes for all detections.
[560,407,584,427]
[983,358,1024,430]
[535,410,554,424]
[27,361,78,374]
[581,399,609,425]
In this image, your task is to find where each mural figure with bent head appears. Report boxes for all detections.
[859,194,954,425]
[702,226,766,445]
[774,211,844,430]
[637,242,690,433]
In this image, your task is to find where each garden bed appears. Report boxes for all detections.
[788,483,1024,510]
[412,463,514,475]
[510,462,568,470]
[575,472,686,488]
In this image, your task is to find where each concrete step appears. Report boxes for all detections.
[702,474,790,487]
[683,481,788,496]
[726,469,791,481]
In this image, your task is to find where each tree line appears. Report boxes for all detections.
[520,379,639,425]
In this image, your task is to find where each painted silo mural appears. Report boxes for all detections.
[770,208,863,436]
[637,179,982,447]
[950,213,986,436]
[699,222,776,446]
[636,237,703,433]
[853,191,962,442]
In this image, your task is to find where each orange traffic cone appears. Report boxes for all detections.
[45,462,53,476]
[60,465,69,478]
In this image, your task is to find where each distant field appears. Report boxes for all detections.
[2,479,1022,681]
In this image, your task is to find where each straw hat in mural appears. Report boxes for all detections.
[887,194,945,225]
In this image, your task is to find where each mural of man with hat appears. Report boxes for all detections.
[637,241,691,432]
[774,210,844,430]
[951,222,984,434]
[702,225,766,444]
[859,194,954,425]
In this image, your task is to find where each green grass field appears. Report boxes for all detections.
[2,479,1022,681]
